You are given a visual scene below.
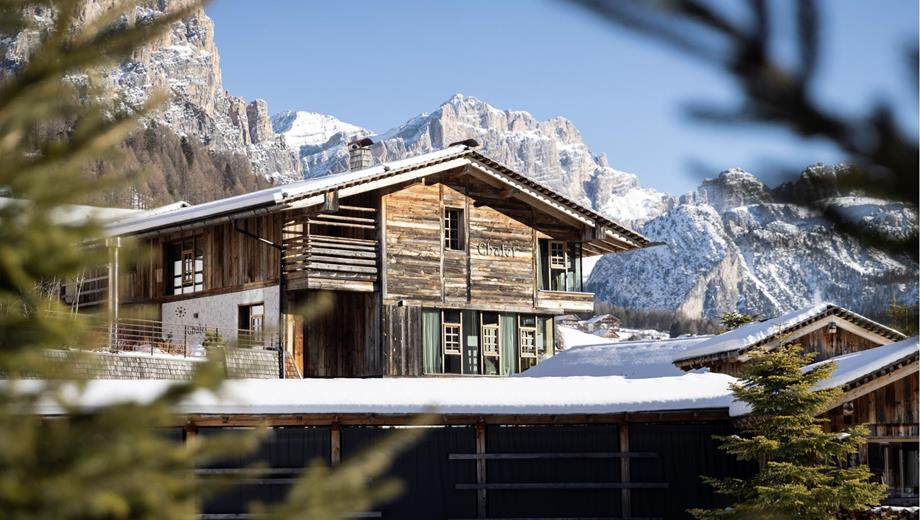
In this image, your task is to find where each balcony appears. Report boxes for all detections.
[536,290,594,313]
[283,204,379,293]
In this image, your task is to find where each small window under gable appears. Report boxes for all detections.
[444,208,464,251]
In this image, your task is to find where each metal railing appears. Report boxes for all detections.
[52,313,280,358]
[105,318,280,357]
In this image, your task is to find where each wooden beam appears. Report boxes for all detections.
[620,424,631,519]
[475,423,487,519]
[449,451,655,460]
[330,425,341,465]
[822,360,918,413]
[457,482,668,490]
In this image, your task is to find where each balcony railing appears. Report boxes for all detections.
[54,314,279,358]
[536,290,595,313]
[283,204,378,292]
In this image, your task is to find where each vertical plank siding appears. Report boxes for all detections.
[123,213,283,306]
[824,372,919,439]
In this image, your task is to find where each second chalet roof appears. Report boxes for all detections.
[674,303,907,364]
[729,335,918,417]
[104,144,650,250]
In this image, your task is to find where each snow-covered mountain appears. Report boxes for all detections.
[0,1,301,184]
[5,4,912,319]
[277,94,671,227]
[587,168,918,319]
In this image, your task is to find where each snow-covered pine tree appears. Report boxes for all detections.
[719,311,756,331]
[689,343,887,520]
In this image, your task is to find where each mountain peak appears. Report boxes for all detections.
[683,167,771,211]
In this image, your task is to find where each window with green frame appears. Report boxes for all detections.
[537,239,582,292]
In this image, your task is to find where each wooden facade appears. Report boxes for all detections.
[91,148,647,379]
[676,312,907,376]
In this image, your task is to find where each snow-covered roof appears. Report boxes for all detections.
[810,335,918,391]
[26,374,736,416]
[522,328,712,378]
[674,303,905,364]
[0,197,142,226]
[103,145,649,249]
[729,336,918,417]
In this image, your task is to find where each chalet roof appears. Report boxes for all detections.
[809,335,918,392]
[520,333,713,378]
[0,197,143,226]
[25,373,735,416]
[104,144,650,251]
[673,303,906,366]
[729,335,918,417]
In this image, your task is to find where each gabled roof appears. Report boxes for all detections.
[674,303,906,366]
[104,145,650,252]
[810,335,918,392]
[729,335,918,417]
[521,334,713,378]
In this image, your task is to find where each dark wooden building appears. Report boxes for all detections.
[87,143,650,378]
[673,303,907,376]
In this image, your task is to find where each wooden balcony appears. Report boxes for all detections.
[536,290,595,313]
[283,204,379,293]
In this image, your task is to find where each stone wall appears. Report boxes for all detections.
[42,348,280,380]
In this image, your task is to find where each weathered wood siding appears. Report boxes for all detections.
[384,183,442,302]
[123,213,283,307]
[465,178,535,306]
[382,175,566,308]
[824,372,919,439]
[301,290,381,377]
[798,326,886,363]
[383,304,422,376]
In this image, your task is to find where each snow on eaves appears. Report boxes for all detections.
[26,375,737,416]
[674,303,835,362]
[105,146,470,236]
[809,335,919,390]
[729,335,918,417]
[521,328,713,378]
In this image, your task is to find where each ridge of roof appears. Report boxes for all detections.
[104,145,650,246]
[674,303,906,363]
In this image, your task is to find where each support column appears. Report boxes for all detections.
[330,424,342,466]
[476,422,487,518]
[620,423,631,519]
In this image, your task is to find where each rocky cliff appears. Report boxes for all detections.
[0,0,301,203]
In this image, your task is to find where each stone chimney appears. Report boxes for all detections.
[348,137,373,171]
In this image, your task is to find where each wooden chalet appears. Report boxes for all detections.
[673,303,907,375]
[85,141,650,378]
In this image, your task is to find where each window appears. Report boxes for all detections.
[444,208,464,250]
[238,303,264,347]
[481,312,500,376]
[538,239,583,292]
[869,443,919,500]
[167,238,204,295]
[549,241,566,268]
[442,310,462,374]
[518,314,538,371]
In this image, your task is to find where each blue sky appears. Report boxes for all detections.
[207,1,917,195]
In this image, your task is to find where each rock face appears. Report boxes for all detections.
[0,1,302,183]
[276,94,672,227]
[587,167,918,319]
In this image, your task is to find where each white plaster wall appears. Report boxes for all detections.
[161,286,280,347]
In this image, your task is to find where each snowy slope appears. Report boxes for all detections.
[588,168,918,319]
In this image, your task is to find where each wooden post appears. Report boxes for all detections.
[476,423,487,518]
[330,425,341,466]
[184,422,198,448]
[620,423,631,519]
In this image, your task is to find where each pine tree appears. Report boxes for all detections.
[689,343,887,520]
[720,311,756,331]
[0,1,414,518]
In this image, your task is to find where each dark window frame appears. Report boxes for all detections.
[443,208,464,251]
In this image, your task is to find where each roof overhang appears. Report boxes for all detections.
[675,305,908,370]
